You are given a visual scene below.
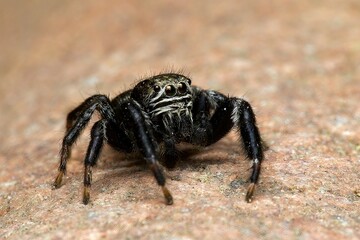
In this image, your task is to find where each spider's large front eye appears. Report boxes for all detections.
[177,82,187,94]
[153,85,161,92]
[165,85,176,96]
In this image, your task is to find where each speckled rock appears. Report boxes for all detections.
[0,0,359,239]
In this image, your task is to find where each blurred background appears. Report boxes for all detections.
[0,0,359,239]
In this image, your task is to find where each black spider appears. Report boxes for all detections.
[53,73,265,205]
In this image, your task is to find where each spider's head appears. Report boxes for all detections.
[131,73,193,137]
[131,73,192,110]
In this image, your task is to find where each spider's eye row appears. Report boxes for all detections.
[165,85,176,96]
[153,85,161,92]
[177,82,187,94]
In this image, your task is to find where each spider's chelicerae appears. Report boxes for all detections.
[53,73,265,205]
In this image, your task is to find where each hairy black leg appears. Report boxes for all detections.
[65,94,114,130]
[232,98,264,203]
[190,90,264,202]
[82,119,106,204]
[53,94,115,189]
[122,100,173,205]
[163,139,179,169]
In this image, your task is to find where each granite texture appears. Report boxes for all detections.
[0,0,359,239]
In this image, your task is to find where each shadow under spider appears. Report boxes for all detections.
[91,138,251,180]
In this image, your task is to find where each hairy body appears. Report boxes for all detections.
[53,73,265,205]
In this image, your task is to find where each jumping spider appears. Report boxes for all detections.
[53,73,265,205]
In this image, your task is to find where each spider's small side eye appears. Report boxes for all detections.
[177,82,187,94]
[153,85,161,92]
[165,85,176,96]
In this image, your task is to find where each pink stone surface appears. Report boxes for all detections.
[0,1,359,239]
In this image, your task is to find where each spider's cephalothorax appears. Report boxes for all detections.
[53,73,265,205]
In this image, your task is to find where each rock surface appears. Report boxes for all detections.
[0,0,359,239]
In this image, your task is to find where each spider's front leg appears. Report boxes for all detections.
[190,90,264,202]
[231,98,264,202]
[163,139,180,169]
[122,100,173,205]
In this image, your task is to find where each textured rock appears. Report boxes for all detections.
[0,0,359,239]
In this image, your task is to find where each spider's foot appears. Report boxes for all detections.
[83,186,91,205]
[53,171,64,189]
[162,186,174,205]
[245,183,256,203]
